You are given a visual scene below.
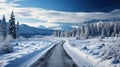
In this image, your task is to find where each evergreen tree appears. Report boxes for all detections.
[76,27,81,37]
[8,11,16,38]
[64,30,70,37]
[16,21,19,38]
[1,15,7,38]
[84,24,90,39]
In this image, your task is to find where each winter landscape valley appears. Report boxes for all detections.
[0,0,120,67]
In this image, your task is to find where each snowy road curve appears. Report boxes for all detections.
[32,41,77,67]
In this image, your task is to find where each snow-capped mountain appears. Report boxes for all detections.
[39,24,74,31]
[38,25,46,29]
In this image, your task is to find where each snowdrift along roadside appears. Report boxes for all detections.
[63,40,97,67]
[0,38,60,67]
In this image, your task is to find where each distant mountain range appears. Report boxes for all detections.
[38,24,73,31]
[18,24,55,37]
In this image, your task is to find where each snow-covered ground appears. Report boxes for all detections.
[0,37,60,67]
[64,37,120,67]
[0,36,120,67]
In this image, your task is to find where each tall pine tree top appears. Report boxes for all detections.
[10,11,15,22]
[8,11,16,38]
[2,15,6,23]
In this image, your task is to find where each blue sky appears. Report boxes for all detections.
[0,0,120,28]
[16,0,120,12]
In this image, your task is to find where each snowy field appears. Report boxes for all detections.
[0,37,60,67]
[65,37,120,67]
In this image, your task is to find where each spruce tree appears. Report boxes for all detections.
[8,11,16,38]
[1,15,7,38]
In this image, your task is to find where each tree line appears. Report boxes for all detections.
[53,21,120,39]
[0,11,19,39]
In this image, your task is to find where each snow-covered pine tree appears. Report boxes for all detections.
[53,30,57,37]
[76,27,81,37]
[8,11,17,39]
[16,21,19,38]
[58,30,61,37]
[71,28,77,37]
[64,30,70,37]
[55,30,60,37]
[114,23,117,36]
[1,15,7,38]
[106,22,110,37]
[60,31,64,37]
[84,24,90,39]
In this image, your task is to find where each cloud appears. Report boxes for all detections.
[0,0,120,27]
[0,0,6,2]
[14,8,120,23]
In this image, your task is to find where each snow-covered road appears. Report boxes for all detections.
[32,41,77,67]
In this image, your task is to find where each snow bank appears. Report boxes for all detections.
[66,37,120,67]
[63,40,96,67]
